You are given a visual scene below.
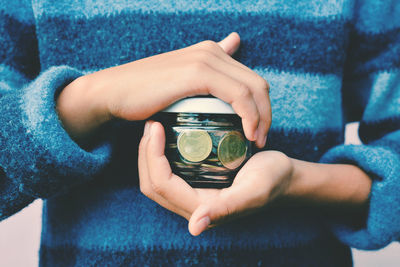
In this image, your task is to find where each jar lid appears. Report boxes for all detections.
[162,97,235,114]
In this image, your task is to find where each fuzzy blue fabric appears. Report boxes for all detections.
[1,0,399,265]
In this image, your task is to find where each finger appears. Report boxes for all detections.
[189,188,248,236]
[146,121,199,214]
[217,32,259,74]
[188,192,257,236]
[138,121,192,219]
[254,87,271,148]
[194,66,260,141]
[218,32,241,56]
[209,54,270,147]
[189,201,222,236]
[190,34,270,145]
[188,204,212,236]
[192,33,253,74]
[193,52,270,147]
[138,121,152,191]
[189,167,273,236]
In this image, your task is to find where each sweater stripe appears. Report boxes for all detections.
[32,0,400,34]
[0,12,40,78]
[361,71,400,121]
[353,0,400,34]
[39,237,352,267]
[41,186,325,250]
[344,27,400,77]
[0,0,34,23]
[257,69,343,131]
[36,12,349,75]
[359,117,400,144]
[267,128,343,161]
[36,11,400,77]
[33,0,354,19]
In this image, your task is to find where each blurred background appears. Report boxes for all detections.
[1,123,399,266]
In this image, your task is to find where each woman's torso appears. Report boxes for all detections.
[34,0,354,266]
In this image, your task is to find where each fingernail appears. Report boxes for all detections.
[196,216,210,233]
[144,121,151,136]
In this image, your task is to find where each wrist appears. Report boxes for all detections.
[282,159,372,207]
[281,158,323,201]
[56,74,112,141]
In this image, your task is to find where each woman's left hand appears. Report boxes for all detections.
[138,120,294,236]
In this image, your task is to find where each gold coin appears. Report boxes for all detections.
[218,131,247,169]
[177,130,212,162]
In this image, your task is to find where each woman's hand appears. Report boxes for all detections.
[138,121,294,236]
[138,121,372,236]
[57,32,271,148]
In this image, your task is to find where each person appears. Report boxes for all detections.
[1,0,399,266]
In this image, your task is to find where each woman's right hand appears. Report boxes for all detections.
[57,32,271,148]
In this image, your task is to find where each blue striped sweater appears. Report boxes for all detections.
[1,0,399,266]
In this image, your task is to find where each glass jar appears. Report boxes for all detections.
[155,97,253,188]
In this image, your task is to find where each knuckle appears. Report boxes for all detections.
[199,40,219,51]
[260,105,272,125]
[232,84,260,124]
[270,151,291,166]
[258,78,270,93]
[265,80,270,93]
[193,50,214,64]
[272,151,293,175]
[236,83,251,99]
[187,60,209,76]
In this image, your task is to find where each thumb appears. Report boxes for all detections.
[218,32,241,56]
[188,196,233,236]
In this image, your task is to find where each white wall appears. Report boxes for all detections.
[0,123,399,266]
[0,200,42,267]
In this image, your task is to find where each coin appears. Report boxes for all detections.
[177,130,212,162]
[218,131,247,169]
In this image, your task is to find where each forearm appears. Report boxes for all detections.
[283,159,372,208]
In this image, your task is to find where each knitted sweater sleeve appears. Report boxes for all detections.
[319,0,400,250]
[0,1,111,220]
